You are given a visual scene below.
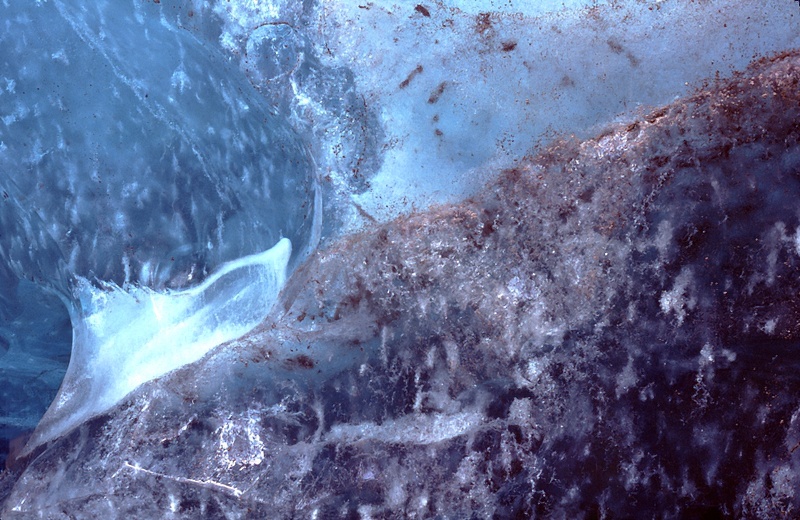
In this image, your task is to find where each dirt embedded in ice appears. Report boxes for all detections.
[5,50,800,518]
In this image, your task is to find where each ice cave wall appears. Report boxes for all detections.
[1,0,800,516]
[151,0,800,228]
[3,50,800,518]
[192,0,800,226]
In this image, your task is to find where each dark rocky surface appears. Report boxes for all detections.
[3,51,800,519]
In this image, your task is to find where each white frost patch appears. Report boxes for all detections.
[693,343,719,409]
[170,65,191,94]
[506,275,526,303]
[217,410,266,469]
[794,226,800,257]
[507,398,532,424]
[762,318,777,335]
[24,239,292,455]
[326,411,482,445]
[51,48,69,65]
[654,220,673,259]
[212,0,282,52]
[524,359,545,382]
[1,100,29,126]
[699,343,714,365]
[659,267,696,325]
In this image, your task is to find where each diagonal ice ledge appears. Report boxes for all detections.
[23,238,292,455]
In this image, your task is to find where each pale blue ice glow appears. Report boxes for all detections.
[0,0,317,451]
[26,238,291,454]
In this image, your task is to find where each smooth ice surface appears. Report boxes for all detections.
[26,238,291,455]
[0,1,316,288]
[0,281,70,439]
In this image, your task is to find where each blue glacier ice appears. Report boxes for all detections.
[2,0,800,517]
[27,238,291,453]
[0,1,317,287]
[0,0,317,458]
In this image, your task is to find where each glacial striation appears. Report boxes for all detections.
[3,50,800,518]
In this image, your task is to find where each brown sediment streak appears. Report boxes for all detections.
[427,81,447,104]
[501,40,517,52]
[496,49,800,236]
[399,65,424,89]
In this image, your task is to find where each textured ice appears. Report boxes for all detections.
[294,0,800,226]
[176,0,800,230]
[0,1,316,288]
[0,0,317,456]
[24,238,291,456]
[2,0,800,517]
[3,49,800,518]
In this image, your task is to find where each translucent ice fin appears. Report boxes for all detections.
[24,239,291,454]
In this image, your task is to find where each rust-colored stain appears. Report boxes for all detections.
[285,355,316,369]
[399,65,424,89]
[427,81,447,104]
[501,41,517,52]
